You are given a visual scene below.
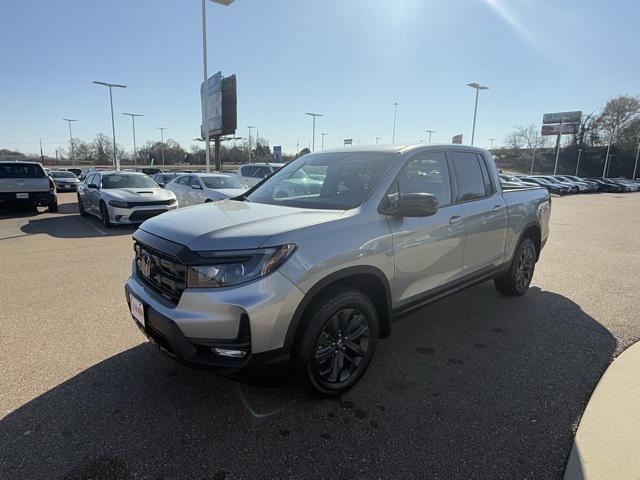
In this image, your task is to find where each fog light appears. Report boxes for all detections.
[115,215,122,221]
[212,348,248,358]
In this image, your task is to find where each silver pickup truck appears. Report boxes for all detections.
[125,145,550,395]
[0,161,58,211]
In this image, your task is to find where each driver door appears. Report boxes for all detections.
[386,151,466,304]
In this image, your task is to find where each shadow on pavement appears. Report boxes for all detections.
[19,214,136,238]
[0,284,616,479]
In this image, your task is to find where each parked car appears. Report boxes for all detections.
[151,172,183,188]
[499,174,538,187]
[166,173,247,207]
[0,161,58,211]
[77,171,177,227]
[552,175,595,193]
[66,168,83,177]
[613,178,639,192]
[561,175,600,191]
[534,176,579,193]
[125,144,551,395]
[235,162,285,188]
[602,178,634,192]
[521,176,567,195]
[585,178,624,193]
[48,170,80,191]
[135,167,163,176]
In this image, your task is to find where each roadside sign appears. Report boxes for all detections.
[273,145,282,161]
[541,123,579,136]
[543,111,582,125]
[344,139,353,146]
[452,134,463,144]
[201,71,223,137]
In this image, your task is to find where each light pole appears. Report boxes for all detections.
[122,113,143,167]
[489,138,496,149]
[530,133,538,174]
[62,118,77,166]
[575,148,583,176]
[392,102,399,143]
[376,137,382,144]
[93,81,126,170]
[157,127,167,166]
[467,83,489,146]
[246,125,256,162]
[305,112,322,152]
[425,129,435,143]
[201,0,234,174]
[602,127,615,178]
[321,133,328,150]
[633,138,640,180]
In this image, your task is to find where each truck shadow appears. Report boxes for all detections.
[19,214,137,238]
[0,284,615,479]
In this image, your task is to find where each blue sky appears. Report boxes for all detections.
[1,0,639,156]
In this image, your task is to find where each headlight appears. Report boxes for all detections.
[187,244,296,288]
[108,200,130,208]
[168,197,178,205]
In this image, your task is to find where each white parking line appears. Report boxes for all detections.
[85,221,108,236]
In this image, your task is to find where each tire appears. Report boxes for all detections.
[99,201,112,228]
[293,286,379,396]
[494,237,537,296]
[78,195,88,216]
[48,199,58,213]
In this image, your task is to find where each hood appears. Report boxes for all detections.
[104,188,175,202]
[212,188,247,198]
[140,199,345,251]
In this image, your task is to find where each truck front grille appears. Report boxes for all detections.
[134,242,187,305]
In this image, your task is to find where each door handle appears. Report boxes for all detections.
[492,205,503,211]
[449,215,462,225]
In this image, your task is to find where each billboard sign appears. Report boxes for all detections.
[221,74,237,136]
[542,111,582,125]
[344,139,353,146]
[452,134,463,144]
[541,123,579,136]
[201,71,223,138]
[273,145,282,161]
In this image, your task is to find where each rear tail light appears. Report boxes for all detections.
[48,177,56,193]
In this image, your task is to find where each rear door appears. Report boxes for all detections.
[449,151,508,273]
[388,151,467,302]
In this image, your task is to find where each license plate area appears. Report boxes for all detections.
[16,193,28,199]
[130,294,145,327]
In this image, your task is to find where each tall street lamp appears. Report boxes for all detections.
[467,82,489,146]
[376,137,382,144]
[489,138,496,149]
[633,137,640,180]
[305,112,322,152]
[575,148,583,176]
[122,113,143,167]
[93,81,126,170]
[392,102,399,143]
[201,0,234,173]
[321,133,328,150]
[157,127,167,166]
[62,118,77,166]
[425,129,436,143]
[246,125,256,162]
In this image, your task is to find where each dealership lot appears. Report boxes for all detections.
[1,193,639,479]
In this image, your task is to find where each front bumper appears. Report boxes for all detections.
[108,203,178,224]
[124,264,304,380]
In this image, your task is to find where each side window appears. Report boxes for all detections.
[93,174,101,187]
[476,154,494,195]
[256,167,270,178]
[398,152,452,206]
[176,176,189,185]
[241,166,256,177]
[189,176,201,187]
[449,151,487,202]
[85,174,94,185]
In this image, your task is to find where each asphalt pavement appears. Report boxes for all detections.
[1,192,639,480]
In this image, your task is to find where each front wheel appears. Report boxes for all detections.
[494,237,537,296]
[99,201,112,228]
[293,286,378,396]
[78,195,87,216]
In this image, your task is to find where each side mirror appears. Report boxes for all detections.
[191,184,203,190]
[87,183,98,190]
[380,192,439,217]
[158,182,165,188]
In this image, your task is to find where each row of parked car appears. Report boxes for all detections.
[499,173,640,195]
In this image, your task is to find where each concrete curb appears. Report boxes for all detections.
[564,341,640,480]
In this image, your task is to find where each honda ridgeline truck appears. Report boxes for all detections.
[125,144,551,395]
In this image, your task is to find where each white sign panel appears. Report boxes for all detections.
[201,71,223,137]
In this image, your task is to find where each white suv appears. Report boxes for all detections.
[235,162,284,188]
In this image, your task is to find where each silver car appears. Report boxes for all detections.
[48,170,80,191]
[125,145,550,395]
[165,173,247,207]
[77,171,177,227]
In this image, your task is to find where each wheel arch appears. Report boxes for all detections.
[517,222,541,261]
[284,266,393,349]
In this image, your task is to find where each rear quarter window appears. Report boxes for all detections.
[0,163,45,178]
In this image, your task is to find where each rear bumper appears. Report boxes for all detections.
[0,191,54,205]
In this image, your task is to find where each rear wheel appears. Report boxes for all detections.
[99,201,112,228]
[494,237,536,296]
[293,286,378,396]
[48,198,58,213]
[77,195,87,216]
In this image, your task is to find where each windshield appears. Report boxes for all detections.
[246,152,396,210]
[49,171,76,179]
[101,174,158,189]
[201,175,244,189]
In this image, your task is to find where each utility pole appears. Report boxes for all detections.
[62,119,77,166]
[575,149,583,176]
[321,133,328,150]
[305,112,322,152]
[425,129,435,143]
[553,119,564,175]
[247,125,256,162]
[602,126,615,178]
[123,113,143,167]
[157,127,167,166]
[633,138,640,180]
[530,134,538,174]
[489,138,496,149]
[376,137,382,144]
[392,102,398,143]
